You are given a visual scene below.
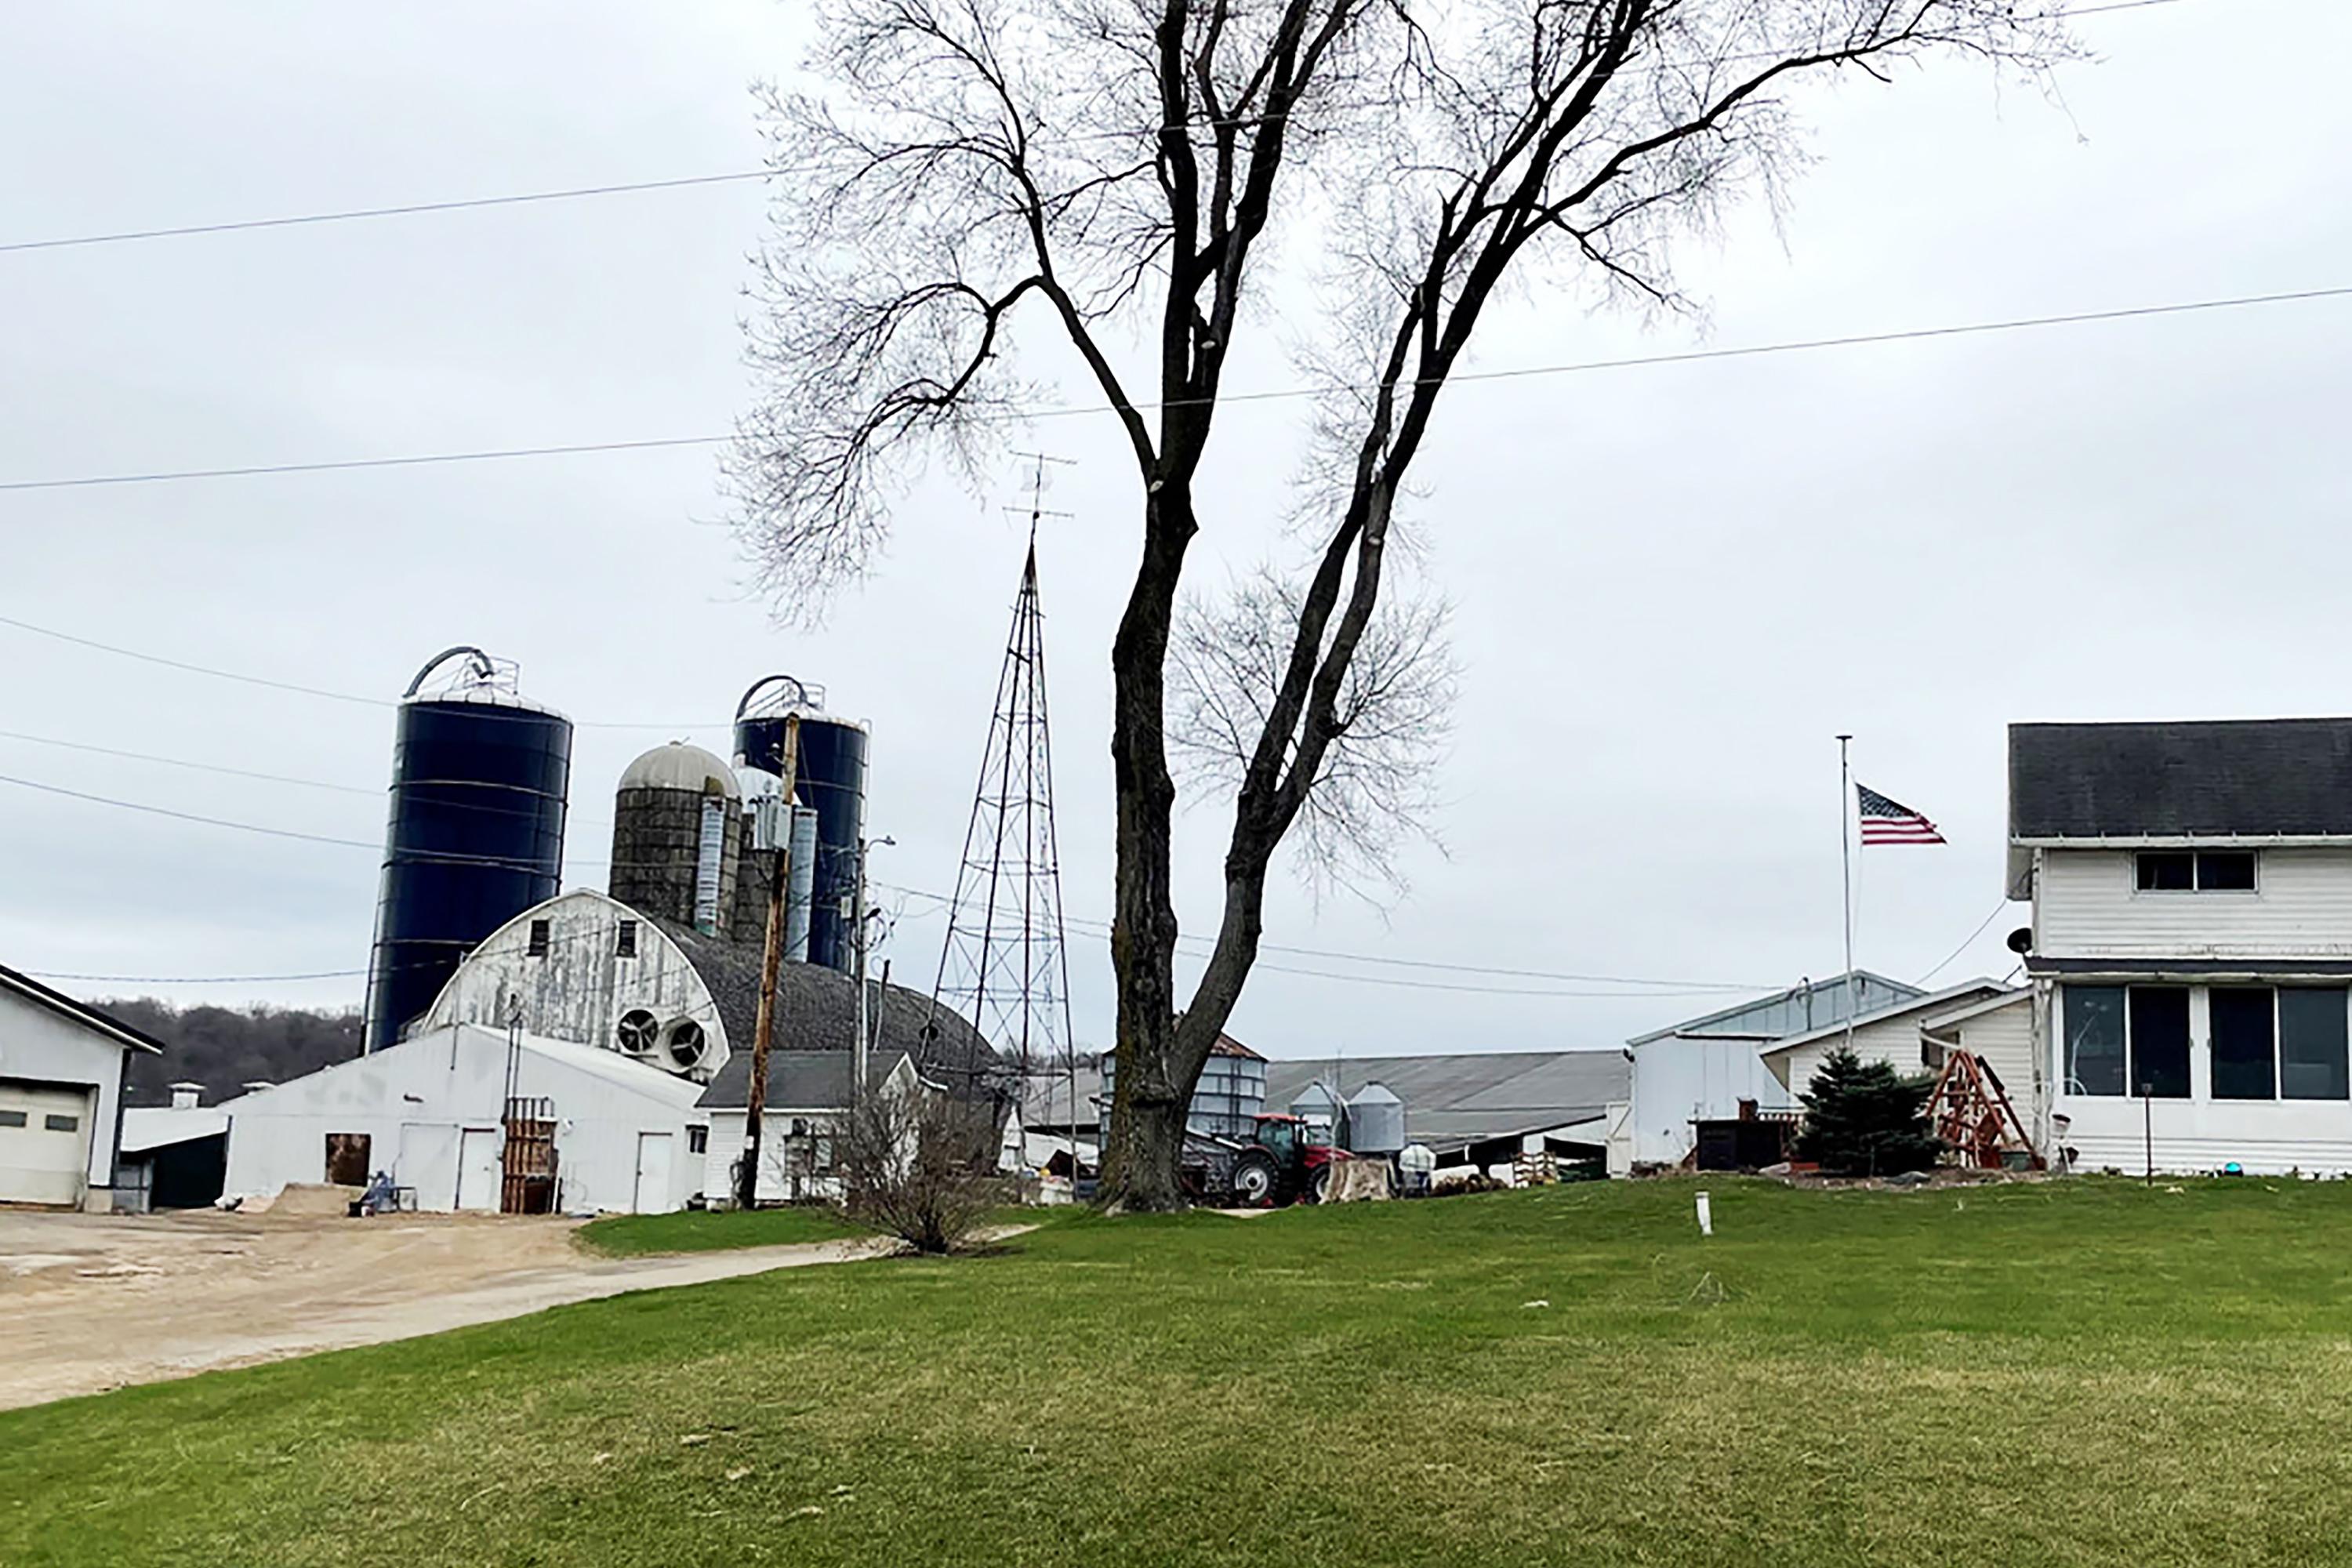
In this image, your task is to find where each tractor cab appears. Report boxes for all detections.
[1253,1113,1308,1159]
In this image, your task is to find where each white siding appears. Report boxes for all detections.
[222,1025,703,1213]
[2038,848,2352,959]
[1769,1012,1939,1101]
[1950,998,2042,1135]
[1628,1036,1791,1166]
[0,984,137,1208]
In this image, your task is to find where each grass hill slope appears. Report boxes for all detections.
[8,1180,2352,1566]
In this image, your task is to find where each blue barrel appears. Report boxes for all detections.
[363,650,572,1051]
[734,677,867,975]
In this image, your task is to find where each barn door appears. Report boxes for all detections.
[633,1132,674,1214]
[455,1128,501,1212]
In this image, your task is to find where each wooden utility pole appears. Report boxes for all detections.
[736,713,801,1210]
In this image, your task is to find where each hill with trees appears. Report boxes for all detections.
[101,998,361,1107]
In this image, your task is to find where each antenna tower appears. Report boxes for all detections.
[928,459,1080,1152]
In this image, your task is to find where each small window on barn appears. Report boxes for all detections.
[528,918,551,957]
[688,1125,709,1154]
[2136,852,2194,891]
[0,1109,26,1129]
[44,1113,79,1133]
[616,919,638,958]
[2197,851,2257,891]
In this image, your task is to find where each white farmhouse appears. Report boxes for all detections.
[2014,718,2352,1174]
[0,963,165,1210]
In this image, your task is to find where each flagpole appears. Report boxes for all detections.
[1838,733,1856,1054]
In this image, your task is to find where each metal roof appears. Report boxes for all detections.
[2011,718,2352,840]
[1625,970,1923,1047]
[696,1048,913,1112]
[1261,1051,1628,1154]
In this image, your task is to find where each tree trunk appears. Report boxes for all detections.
[1098,484,1197,1210]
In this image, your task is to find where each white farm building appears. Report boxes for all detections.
[221,1024,707,1214]
[0,962,166,1211]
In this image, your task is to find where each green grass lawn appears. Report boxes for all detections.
[574,1204,868,1257]
[12,1179,2352,1566]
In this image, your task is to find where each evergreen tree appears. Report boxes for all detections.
[1795,1047,1943,1176]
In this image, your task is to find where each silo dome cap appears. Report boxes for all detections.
[619,742,742,799]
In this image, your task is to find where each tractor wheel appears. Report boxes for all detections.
[1308,1164,1333,1205]
[1229,1149,1279,1207]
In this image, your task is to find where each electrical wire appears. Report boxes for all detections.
[0,612,725,730]
[1,761,1783,999]
[877,880,1769,993]
[6,278,2341,494]
[0,727,379,794]
[1917,898,2015,985]
[0,0,2186,256]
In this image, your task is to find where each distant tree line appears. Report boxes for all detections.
[104,998,361,1107]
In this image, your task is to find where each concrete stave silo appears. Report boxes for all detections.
[608,741,743,938]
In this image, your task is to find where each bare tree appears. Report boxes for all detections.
[728,0,2075,1210]
[1170,569,1457,898]
[838,1083,1006,1253]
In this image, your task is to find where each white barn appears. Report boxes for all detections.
[2015,718,2352,1175]
[221,1023,707,1214]
[1624,971,1922,1167]
[0,963,165,1210]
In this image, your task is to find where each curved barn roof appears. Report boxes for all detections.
[656,917,997,1109]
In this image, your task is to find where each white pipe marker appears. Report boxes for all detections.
[1695,1189,1714,1237]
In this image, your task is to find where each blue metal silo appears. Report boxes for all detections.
[362,648,572,1052]
[732,675,867,975]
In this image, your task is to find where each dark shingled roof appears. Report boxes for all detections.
[2010,720,2352,840]
[652,917,998,1109]
[696,1048,914,1112]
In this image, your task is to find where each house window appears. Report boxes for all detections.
[616,920,638,958]
[44,1113,79,1133]
[2129,986,2191,1098]
[2210,988,2278,1100]
[0,1110,26,1129]
[2282,989,2351,1100]
[528,918,552,957]
[688,1125,708,1154]
[2063,985,2127,1096]
[2136,850,2256,892]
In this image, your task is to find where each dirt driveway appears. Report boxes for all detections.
[0,1207,888,1412]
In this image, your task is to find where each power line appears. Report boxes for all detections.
[881,881,1768,993]
[7,278,2341,495]
[0,612,724,730]
[0,760,1779,1000]
[0,728,378,795]
[1918,898,2015,985]
[0,0,2185,256]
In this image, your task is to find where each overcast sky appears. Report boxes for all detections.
[3,0,2346,1061]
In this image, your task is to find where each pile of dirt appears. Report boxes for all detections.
[238,1183,363,1218]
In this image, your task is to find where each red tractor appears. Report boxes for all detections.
[1223,1113,1344,1207]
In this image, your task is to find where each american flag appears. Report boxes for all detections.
[1857,783,1946,845]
